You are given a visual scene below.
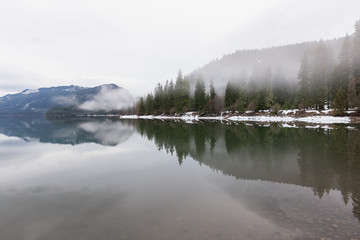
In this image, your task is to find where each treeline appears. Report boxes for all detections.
[136,71,224,115]
[132,20,360,116]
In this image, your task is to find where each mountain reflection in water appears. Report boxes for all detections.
[0,117,360,239]
[0,117,134,146]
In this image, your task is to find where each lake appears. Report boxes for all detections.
[0,117,359,240]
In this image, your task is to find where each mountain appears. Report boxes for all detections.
[0,117,134,146]
[187,38,345,92]
[0,84,134,116]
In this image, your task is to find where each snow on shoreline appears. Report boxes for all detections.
[119,111,352,125]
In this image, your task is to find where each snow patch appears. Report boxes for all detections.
[297,116,350,124]
[281,123,298,128]
[21,103,30,110]
[22,89,39,95]
[119,113,351,125]
[280,109,299,115]
[305,125,320,129]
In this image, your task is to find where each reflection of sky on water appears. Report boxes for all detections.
[0,120,359,239]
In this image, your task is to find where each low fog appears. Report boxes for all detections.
[79,85,134,111]
[188,38,343,93]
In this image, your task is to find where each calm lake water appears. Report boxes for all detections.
[0,117,359,240]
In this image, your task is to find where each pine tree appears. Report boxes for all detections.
[174,70,190,113]
[138,97,145,115]
[194,78,206,111]
[224,81,239,111]
[163,80,170,113]
[298,53,311,109]
[332,34,352,109]
[145,93,154,114]
[168,80,175,114]
[351,20,360,112]
[264,66,274,109]
[353,20,360,81]
[209,80,216,99]
[310,40,333,109]
[153,83,164,114]
[334,88,346,116]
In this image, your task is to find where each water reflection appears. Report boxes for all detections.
[133,120,360,222]
[0,117,134,146]
[1,117,360,239]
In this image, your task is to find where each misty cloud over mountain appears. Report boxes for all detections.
[187,38,344,93]
[0,84,134,115]
[79,84,134,111]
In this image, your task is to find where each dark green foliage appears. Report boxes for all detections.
[310,40,333,109]
[298,54,311,109]
[193,78,206,112]
[352,20,360,112]
[353,20,360,81]
[334,88,346,116]
[153,83,164,114]
[209,81,216,99]
[174,71,191,113]
[224,81,240,111]
[145,93,154,114]
[138,97,145,115]
[166,80,175,114]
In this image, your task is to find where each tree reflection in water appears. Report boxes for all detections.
[134,120,360,221]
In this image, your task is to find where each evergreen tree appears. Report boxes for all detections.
[333,88,346,116]
[138,97,145,115]
[330,34,352,109]
[193,78,206,111]
[224,81,239,111]
[205,81,222,113]
[257,90,266,111]
[168,80,175,114]
[348,78,359,109]
[310,40,333,109]
[174,70,190,113]
[145,93,154,114]
[153,83,164,114]
[353,20,360,81]
[264,66,274,109]
[298,53,311,109]
[352,20,360,111]
[163,80,170,113]
[209,80,216,99]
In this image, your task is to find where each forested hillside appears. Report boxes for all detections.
[131,20,360,116]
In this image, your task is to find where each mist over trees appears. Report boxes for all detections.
[132,20,360,115]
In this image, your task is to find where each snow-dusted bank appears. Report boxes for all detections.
[226,115,350,124]
[119,109,356,125]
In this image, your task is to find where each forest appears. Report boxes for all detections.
[131,20,360,116]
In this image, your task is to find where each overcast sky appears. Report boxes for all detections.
[0,0,359,97]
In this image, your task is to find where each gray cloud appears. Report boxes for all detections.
[0,0,359,97]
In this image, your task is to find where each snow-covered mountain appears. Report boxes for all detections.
[0,84,134,115]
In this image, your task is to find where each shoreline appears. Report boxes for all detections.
[119,109,360,125]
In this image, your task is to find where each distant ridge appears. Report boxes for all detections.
[0,84,134,116]
[188,38,344,92]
